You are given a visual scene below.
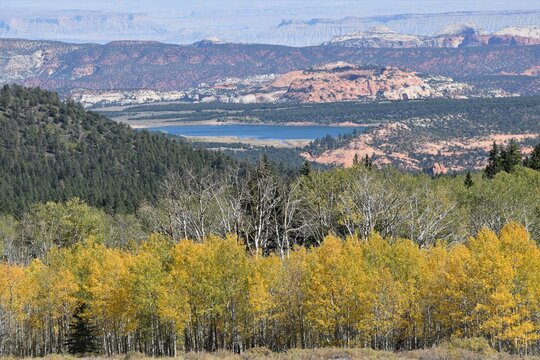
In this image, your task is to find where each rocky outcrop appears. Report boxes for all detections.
[427,163,449,177]
[302,118,540,172]
[495,26,540,39]
[328,26,425,48]
[71,89,186,106]
[328,25,540,48]
[278,63,465,103]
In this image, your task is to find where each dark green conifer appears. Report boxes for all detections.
[464,171,474,188]
[352,153,360,166]
[66,304,97,355]
[524,143,540,171]
[300,160,311,177]
[363,154,373,170]
[501,139,522,173]
[484,142,503,179]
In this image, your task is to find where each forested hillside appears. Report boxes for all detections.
[0,85,233,214]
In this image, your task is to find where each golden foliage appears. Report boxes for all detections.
[1,223,540,354]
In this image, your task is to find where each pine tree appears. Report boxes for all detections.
[66,304,97,355]
[524,143,540,171]
[300,160,311,177]
[258,154,270,173]
[363,154,373,170]
[352,153,360,166]
[464,171,474,188]
[0,85,11,111]
[484,142,503,179]
[501,139,522,173]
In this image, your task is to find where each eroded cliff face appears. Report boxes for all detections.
[277,62,467,103]
[328,26,540,48]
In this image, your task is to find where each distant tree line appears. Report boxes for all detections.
[99,96,540,127]
[485,140,540,178]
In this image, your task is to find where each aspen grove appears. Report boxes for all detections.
[1,223,540,356]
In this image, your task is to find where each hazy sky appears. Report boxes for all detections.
[2,0,538,45]
[4,0,539,20]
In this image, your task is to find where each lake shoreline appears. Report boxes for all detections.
[186,136,312,148]
[143,123,368,148]
[128,120,377,129]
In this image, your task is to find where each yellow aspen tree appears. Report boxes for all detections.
[304,235,370,347]
[497,223,540,353]
[24,257,78,353]
[248,253,280,337]
[468,228,515,344]
[272,246,311,349]
[173,235,251,352]
[389,239,428,349]
[360,233,407,350]
[84,246,136,339]
[442,243,474,337]
[0,263,28,355]
[126,234,173,354]
[304,235,345,344]
[160,242,190,345]
[420,242,449,345]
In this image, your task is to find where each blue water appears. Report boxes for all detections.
[146,124,365,140]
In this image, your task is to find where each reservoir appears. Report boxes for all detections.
[146,124,366,140]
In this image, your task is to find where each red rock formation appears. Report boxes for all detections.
[428,162,449,177]
[278,63,435,103]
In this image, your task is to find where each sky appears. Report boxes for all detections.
[4,0,539,20]
[1,0,538,45]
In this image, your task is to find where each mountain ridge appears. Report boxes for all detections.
[327,25,540,48]
[1,38,538,98]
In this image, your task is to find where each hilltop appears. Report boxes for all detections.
[0,85,233,214]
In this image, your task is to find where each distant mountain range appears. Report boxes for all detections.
[1,37,538,100]
[327,25,540,48]
[269,11,540,46]
[1,10,539,46]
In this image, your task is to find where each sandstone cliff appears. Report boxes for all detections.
[276,62,465,103]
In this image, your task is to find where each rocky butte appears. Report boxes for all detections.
[276,62,467,103]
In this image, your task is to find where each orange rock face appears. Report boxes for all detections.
[274,62,435,103]
[428,162,449,177]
